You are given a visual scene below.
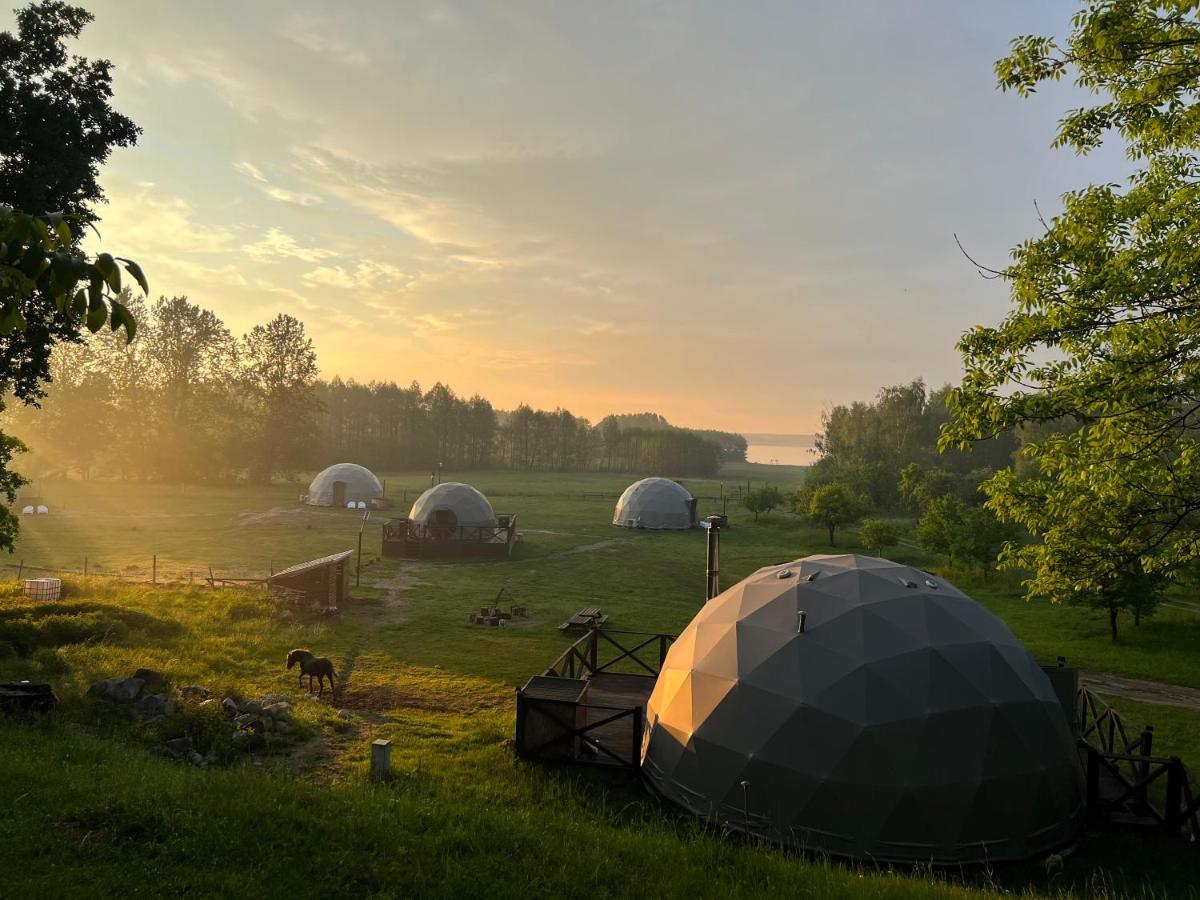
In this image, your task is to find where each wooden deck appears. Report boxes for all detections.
[515,631,672,772]
[579,673,656,768]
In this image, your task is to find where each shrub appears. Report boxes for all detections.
[858,518,901,557]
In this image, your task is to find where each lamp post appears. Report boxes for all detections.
[356,509,371,587]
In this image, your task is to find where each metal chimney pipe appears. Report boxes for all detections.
[704,515,723,602]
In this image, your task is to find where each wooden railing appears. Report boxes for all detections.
[383,517,516,544]
[542,628,676,680]
[1078,687,1200,843]
[515,699,644,770]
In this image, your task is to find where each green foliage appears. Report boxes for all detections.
[916,495,963,562]
[815,380,1015,511]
[996,1,1200,158]
[16,316,729,481]
[0,206,142,342]
[944,1,1200,636]
[917,497,1018,576]
[0,3,142,553]
[899,463,968,513]
[0,600,179,656]
[237,314,321,483]
[952,505,1022,578]
[857,517,901,557]
[743,486,784,521]
[796,481,864,545]
[596,413,747,463]
[0,1,140,405]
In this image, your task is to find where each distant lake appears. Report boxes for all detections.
[746,442,815,467]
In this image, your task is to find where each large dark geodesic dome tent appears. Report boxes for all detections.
[641,554,1084,864]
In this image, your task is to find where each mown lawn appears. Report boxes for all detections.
[0,467,1198,897]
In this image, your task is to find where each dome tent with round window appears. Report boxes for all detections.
[640,554,1084,864]
[612,477,697,530]
[382,481,517,558]
[304,463,385,508]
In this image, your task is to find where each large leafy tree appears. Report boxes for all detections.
[942,1,1200,638]
[0,1,141,550]
[0,1,140,402]
[239,314,321,483]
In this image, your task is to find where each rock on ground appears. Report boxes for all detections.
[89,677,145,702]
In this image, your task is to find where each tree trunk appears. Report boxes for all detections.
[828,525,836,546]
[1109,606,1120,642]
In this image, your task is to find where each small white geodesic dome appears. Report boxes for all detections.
[612,477,697,530]
[305,463,383,507]
[35,505,48,514]
[20,506,32,515]
[408,482,497,531]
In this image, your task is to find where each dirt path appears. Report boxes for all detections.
[1081,672,1200,711]
[540,537,632,560]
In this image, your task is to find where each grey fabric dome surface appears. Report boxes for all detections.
[612,477,696,530]
[408,482,497,528]
[641,554,1083,864]
[305,463,383,507]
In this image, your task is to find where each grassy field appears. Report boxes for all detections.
[1,466,1199,897]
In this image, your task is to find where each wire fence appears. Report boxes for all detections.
[0,556,270,590]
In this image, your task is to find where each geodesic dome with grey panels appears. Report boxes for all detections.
[641,554,1083,864]
[305,463,383,507]
[612,477,697,530]
[408,482,497,530]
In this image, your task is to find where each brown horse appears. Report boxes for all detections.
[286,649,337,696]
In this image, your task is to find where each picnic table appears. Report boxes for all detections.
[559,606,609,633]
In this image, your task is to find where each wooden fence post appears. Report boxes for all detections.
[152,554,157,585]
[371,739,391,781]
[16,560,22,583]
[1136,725,1154,810]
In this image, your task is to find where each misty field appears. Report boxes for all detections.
[1,466,1199,897]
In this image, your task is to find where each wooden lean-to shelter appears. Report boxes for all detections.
[268,550,353,609]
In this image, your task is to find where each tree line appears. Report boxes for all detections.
[10,295,733,482]
[773,378,1023,579]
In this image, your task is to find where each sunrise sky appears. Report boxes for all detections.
[25,1,1129,434]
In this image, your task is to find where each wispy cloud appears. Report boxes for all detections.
[301,260,411,292]
[279,12,371,68]
[244,228,333,263]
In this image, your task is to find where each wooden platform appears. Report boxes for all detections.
[578,673,656,768]
[516,628,675,772]
[515,670,656,770]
